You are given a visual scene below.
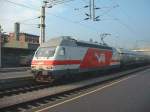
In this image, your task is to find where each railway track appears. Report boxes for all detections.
[0,65,149,112]
[0,67,30,73]
[0,84,52,98]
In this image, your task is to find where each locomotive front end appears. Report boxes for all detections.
[31,47,56,82]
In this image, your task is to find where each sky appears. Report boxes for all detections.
[0,0,150,49]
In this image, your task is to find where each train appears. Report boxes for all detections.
[31,36,150,82]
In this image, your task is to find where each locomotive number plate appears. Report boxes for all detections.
[42,71,48,75]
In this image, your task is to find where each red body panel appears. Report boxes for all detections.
[80,48,112,69]
[31,48,113,69]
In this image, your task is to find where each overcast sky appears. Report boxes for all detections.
[0,0,150,49]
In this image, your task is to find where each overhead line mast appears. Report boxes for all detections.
[39,0,76,45]
[39,4,45,45]
[92,0,95,21]
[84,0,100,21]
[89,0,92,20]
[39,1,50,45]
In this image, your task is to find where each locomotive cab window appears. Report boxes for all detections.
[59,47,65,56]
[35,47,56,58]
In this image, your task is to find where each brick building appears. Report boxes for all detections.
[9,32,39,44]
[3,32,39,49]
[1,31,39,67]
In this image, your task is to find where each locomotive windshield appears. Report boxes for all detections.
[35,47,56,58]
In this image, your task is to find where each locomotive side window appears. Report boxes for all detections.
[35,47,56,57]
[59,47,65,56]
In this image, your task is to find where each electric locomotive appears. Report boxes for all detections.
[31,36,120,82]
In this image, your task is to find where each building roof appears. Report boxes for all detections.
[20,33,39,38]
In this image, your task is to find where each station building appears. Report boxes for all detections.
[0,23,39,67]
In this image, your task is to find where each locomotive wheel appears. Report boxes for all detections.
[35,75,55,83]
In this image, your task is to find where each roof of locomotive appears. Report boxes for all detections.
[41,36,76,47]
[41,36,112,50]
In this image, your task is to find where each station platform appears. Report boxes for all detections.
[41,67,150,112]
[0,69,33,90]
[0,70,32,80]
[0,67,30,73]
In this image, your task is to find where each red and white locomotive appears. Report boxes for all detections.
[31,36,149,82]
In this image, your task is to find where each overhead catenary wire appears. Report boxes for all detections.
[81,0,88,4]
[4,0,38,11]
[0,17,39,23]
[47,0,76,6]
[2,0,82,25]
[20,23,38,26]
[3,0,100,35]
[108,0,143,39]
[20,17,39,23]
[2,0,118,34]
[3,0,138,47]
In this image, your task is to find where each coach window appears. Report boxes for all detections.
[59,47,65,56]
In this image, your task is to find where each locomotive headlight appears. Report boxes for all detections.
[47,65,54,70]
[31,66,36,69]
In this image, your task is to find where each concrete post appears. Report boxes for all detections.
[39,6,46,45]
[0,32,1,68]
